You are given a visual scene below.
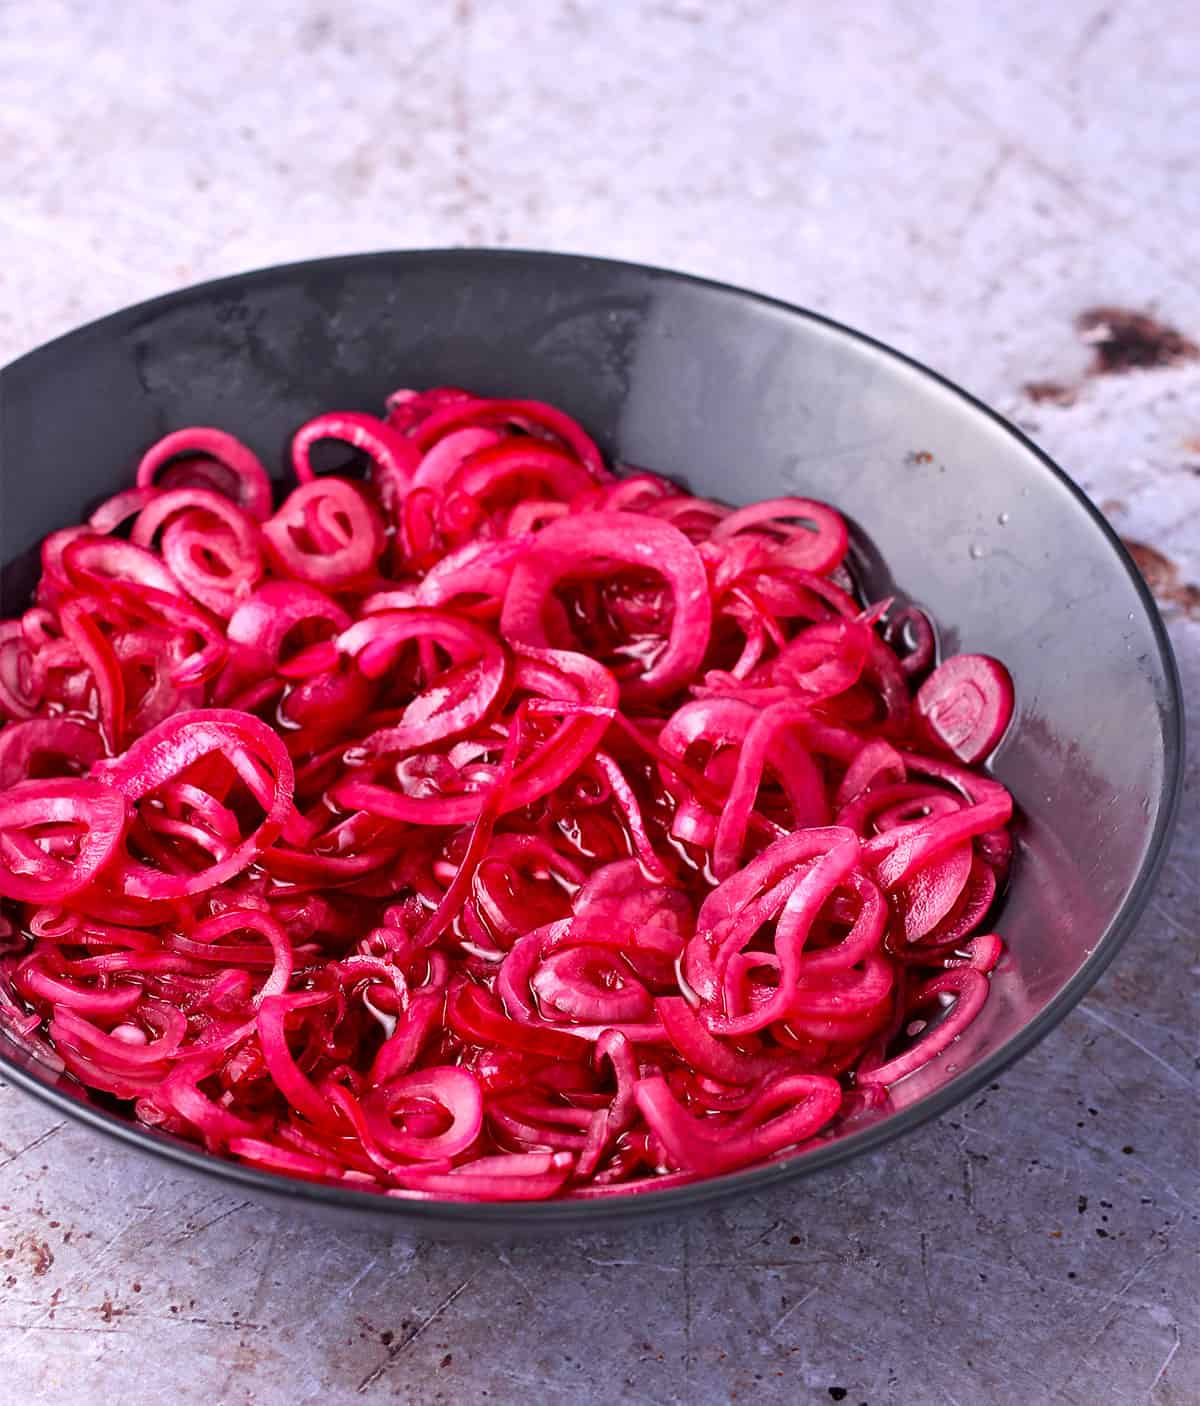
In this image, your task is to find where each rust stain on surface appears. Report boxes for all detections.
[4,1235,56,1278]
[1122,539,1200,619]
[1023,380,1077,406]
[1022,308,1198,405]
[1077,307,1199,374]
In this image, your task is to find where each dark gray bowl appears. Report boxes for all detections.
[0,250,1183,1234]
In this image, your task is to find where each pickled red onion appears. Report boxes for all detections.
[0,384,1016,1199]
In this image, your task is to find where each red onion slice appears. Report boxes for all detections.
[916,653,1015,763]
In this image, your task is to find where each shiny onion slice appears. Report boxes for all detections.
[0,385,1016,1201]
[0,778,128,903]
[131,487,265,617]
[400,393,608,480]
[500,512,712,702]
[710,495,850,575]
[0,718,105,789]
[291,412,419,523]
[93,709,295,898]
[136,427,274,522]
[262,478,384,587]
[915,653,1015,763]
[336,609,509,753]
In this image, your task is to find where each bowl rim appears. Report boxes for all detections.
[0,246,1185,1227]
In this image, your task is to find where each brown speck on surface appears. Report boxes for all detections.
[28,1239,53,1276]
[99,1298,114,1322]
[905,450,935,465]
[1077,306,1199,374]
[1121,540,1200,619]
[1023,380,1077,406]
[440,1353,453,1369]
[132,1282,141,1292]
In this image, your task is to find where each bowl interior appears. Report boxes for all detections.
[0,251,1181,1228]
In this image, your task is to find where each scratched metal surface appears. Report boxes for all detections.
[0,2,1197,1403]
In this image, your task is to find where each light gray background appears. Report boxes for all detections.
[0,2,1196,1402]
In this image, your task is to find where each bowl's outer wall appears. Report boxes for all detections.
[0,251,1181,1230]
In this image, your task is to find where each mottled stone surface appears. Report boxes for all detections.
[0,2,1196,1402]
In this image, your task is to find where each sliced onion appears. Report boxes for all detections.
[916,653,1015,763]
[0,384,1014,1202]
